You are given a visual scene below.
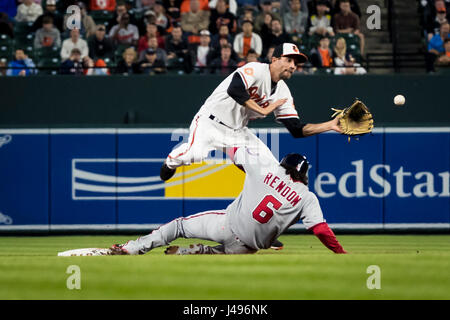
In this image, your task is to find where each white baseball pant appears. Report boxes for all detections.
[165,113,273,168]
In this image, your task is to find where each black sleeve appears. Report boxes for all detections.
[279,118,307,138]
[227,72,251,105]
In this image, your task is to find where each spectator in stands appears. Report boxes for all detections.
[109,13,139,47]
[210,43,237,74]
[262,18,292,54]
[163,0,183,23]
[181,0,209,13]
[306,0,331,16]
[333,0,365,55]
[154,0,169,30]
[138,47,167,74]
[138,36,167,62]
[211,23,234,50]
[114,46,139,74]
[90,0,117,11]
[284,0,308,35]
[209,0,237,35]
[233,20,262,59]
[235,0,258,11]
[331,0,361,17]
[83,56,110,75]
[436,38,450,66]
[34,16,61,49]
[209,35,238,61]
[209,0,237,16]
[333,36,366,75]
[32,0,63,32]
[187,29,212,73]
[88,24,115,61]
[279,0,308,16]
[61,28,89,61]
[0,13,14,38]
[0,0,17,20]
[138,23,165,54]
[109,2,139,31]
[427,7,448,40]
[181,0,210,35]
[308,0,334,37]
[63,2,96,39]
[237,47,258,66]
[6,49,36,76]
[237,6,255,30]
[254,0,282,33]
[309,35,333,69]
[427,22,450,72]
[261,44,275,63]
[136,0,155,13]
[165,23,189,61]
[15,0,43,23]
[60,47,84,75]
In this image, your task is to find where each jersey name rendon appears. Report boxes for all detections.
[263,172,302,206]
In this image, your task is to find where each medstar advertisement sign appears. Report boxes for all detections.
[0,128,448,230]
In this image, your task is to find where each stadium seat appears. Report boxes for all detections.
[89,10,115,27]
[0,45,13,61]
[34,46,60,60]
[0,34,12,46]
[37,57,60,75]
[13,21,34,39]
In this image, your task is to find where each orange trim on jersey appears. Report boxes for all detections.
[168,115,200,160]
[276,114,299,118]
[238,71,249,89]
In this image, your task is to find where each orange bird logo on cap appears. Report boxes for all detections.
[293,45,299,53]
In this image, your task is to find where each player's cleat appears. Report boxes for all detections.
[109,244,130,255]
[160,162,176,181]
[270,239,284,250]
[164,244,205,255]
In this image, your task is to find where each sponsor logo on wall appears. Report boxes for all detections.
[0,135,12,148]
[0,212,13,225]
[72,158,449,200]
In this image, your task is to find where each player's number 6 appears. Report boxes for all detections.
[252,195,282,224]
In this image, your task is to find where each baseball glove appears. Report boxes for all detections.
[331,99,374,141]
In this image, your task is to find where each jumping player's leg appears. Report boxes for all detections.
[114,210,240,255]
[161,115,219,180]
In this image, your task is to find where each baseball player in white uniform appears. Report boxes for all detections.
[159,42,342,181]
[109,146,347,255]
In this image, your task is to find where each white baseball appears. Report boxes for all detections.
[394,95,405,106]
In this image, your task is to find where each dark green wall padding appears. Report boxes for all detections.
[1,74,448,127]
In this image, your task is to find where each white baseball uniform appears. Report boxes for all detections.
[123,146,325,255]
[166,62,300,168]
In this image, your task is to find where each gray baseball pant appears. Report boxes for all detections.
[122,210,257,255]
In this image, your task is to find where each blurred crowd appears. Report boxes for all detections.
[0,0,366,76]
[421,0,450,72]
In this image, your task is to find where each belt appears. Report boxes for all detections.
[209,114,228,127]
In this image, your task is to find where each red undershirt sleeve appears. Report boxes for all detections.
[310,222,347,254]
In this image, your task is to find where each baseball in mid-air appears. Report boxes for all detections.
[394,94,405,106]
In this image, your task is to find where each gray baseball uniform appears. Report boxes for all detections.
[122,147,325,255]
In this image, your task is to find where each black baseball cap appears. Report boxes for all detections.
[145,48,156,55]
[272,43,308,64]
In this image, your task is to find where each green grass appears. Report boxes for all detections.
[0,235,449,299]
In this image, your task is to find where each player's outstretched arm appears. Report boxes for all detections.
[280,117,341,138]
[301,117,342,136]
[309,222,347,254]
[244,98,287,116]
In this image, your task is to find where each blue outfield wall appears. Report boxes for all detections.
[0,128,449,232]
